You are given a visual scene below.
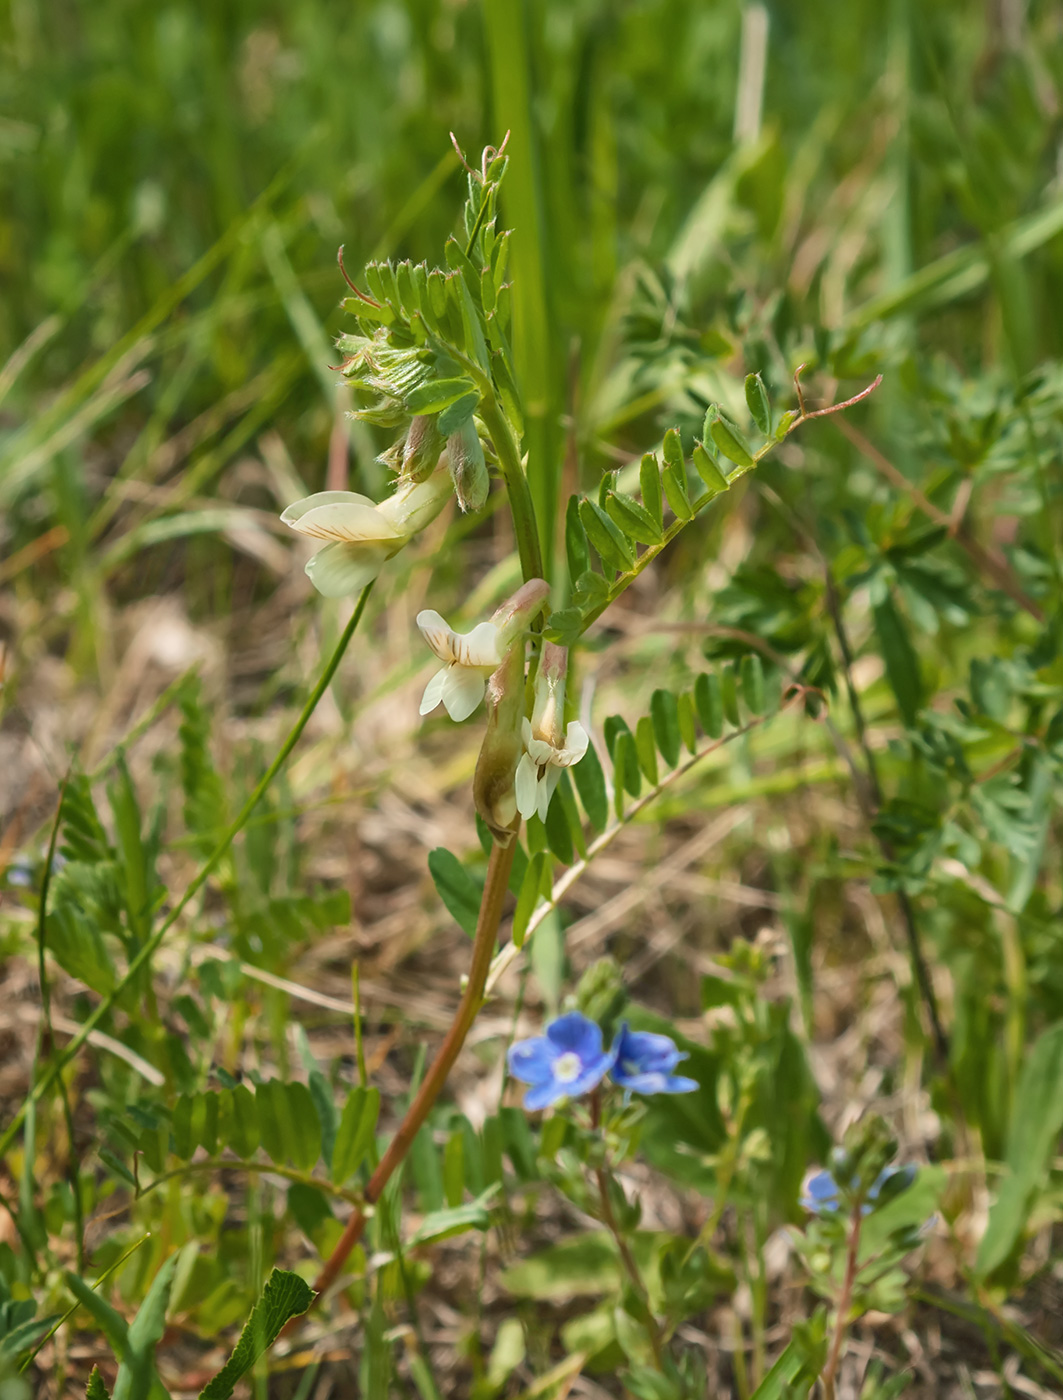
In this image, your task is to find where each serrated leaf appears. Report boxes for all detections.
[198,1269,314,1399]
[579,499,635,572]
[605,491,663,546]
[332,1086,381,1185]
[639,453,663,529]
[544,607,584,646]
[650,690,681,767]
[428,848,482,938]
[87,1368,112,1400]
[708,410,755,468]
[573,741,608,832]
[404,377,477,415]
[513,850,550,948]
[744,372,772,435]
[634,716,659,784]
[694,673,724,738]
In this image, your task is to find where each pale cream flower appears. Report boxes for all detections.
[281,470,450,597]
[416,611,504,722]
[514,642,589,822]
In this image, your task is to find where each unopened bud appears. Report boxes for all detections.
[474,642,524,845]
[401,414,445,482]
[446,418,489,513]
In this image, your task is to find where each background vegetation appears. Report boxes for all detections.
[2,0,1063,1395]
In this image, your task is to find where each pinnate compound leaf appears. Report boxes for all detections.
[605,491,662,546]
[428,848,482,937]
[198,1269,314,1400]
[692,443,729,493]
[707,408,755,468]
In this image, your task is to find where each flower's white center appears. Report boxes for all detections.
[553,1052,582,1083]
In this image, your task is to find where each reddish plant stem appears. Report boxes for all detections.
[820,1203,864,1400]
[292,836,518,1320]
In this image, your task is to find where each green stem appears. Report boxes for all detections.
[478,397,545,583]
[297,834,518,1313]
[0,585,373,1163]
[820,1201,864,1400]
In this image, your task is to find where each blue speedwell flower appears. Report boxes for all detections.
[609,1023,698,1097]
[801,1164,917,1216]
[507,1012,616,1110]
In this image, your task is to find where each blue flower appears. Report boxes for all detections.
[608,1023,698,1097]
[507,1012,616,1111]
[801,1164,917,1216]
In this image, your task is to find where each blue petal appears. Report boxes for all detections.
[507,1037,556,1085]
[801,1170,841,1213]
[546,1011,604,1061]
[523,1078,567,1111]
[612,1024,685,1076]
[565,1052,616,1100]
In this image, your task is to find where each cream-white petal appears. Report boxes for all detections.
[514,754,540,821]
[281,490,378,526]
[526,735,555,766]
[450,620,502,669]
[557,721,590,766]
[289,500,403,545]
[304,542,388,598]
[441,667,487,722]
[416,609,457,664]
[538,766,562,824]
[419,668,448,715]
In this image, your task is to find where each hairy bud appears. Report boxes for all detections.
[446,418,489,513]
[401,414,445,482]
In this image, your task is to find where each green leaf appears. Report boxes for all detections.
[634,716,659,785]
[409,1186,499,1246]
[692,443,729,494]
[579,499,635,572]
[332,1086,380,1185]
[707,408,755,468]
[873,595,922,727]
[404,377,477,415]
[748,1340,816,1399]
[613,731,642,803]
[639,453,663,529]
[428,848,482,938]
[65,1272,129,1361]
[565,494,589,581]
[198,1269,314,1400]
[677,691,698,755]
[605,491,663,546]
[284,1081,322,1172]
[978,1021,1063,1276]
[720,663,741,726]
[744,372,772,435]
[694,673,724,738]
[543,786,575,866]
[87,1368,112,1400]
[573,740,609,832]
[740,654,766,715]
[112,1252,180,1400]
[513,850,550,948]
[228,1084,258,1158]
[662,457,692,521]
[436,389,481,435]
[649,689,681,767]
[556,770,588,861]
